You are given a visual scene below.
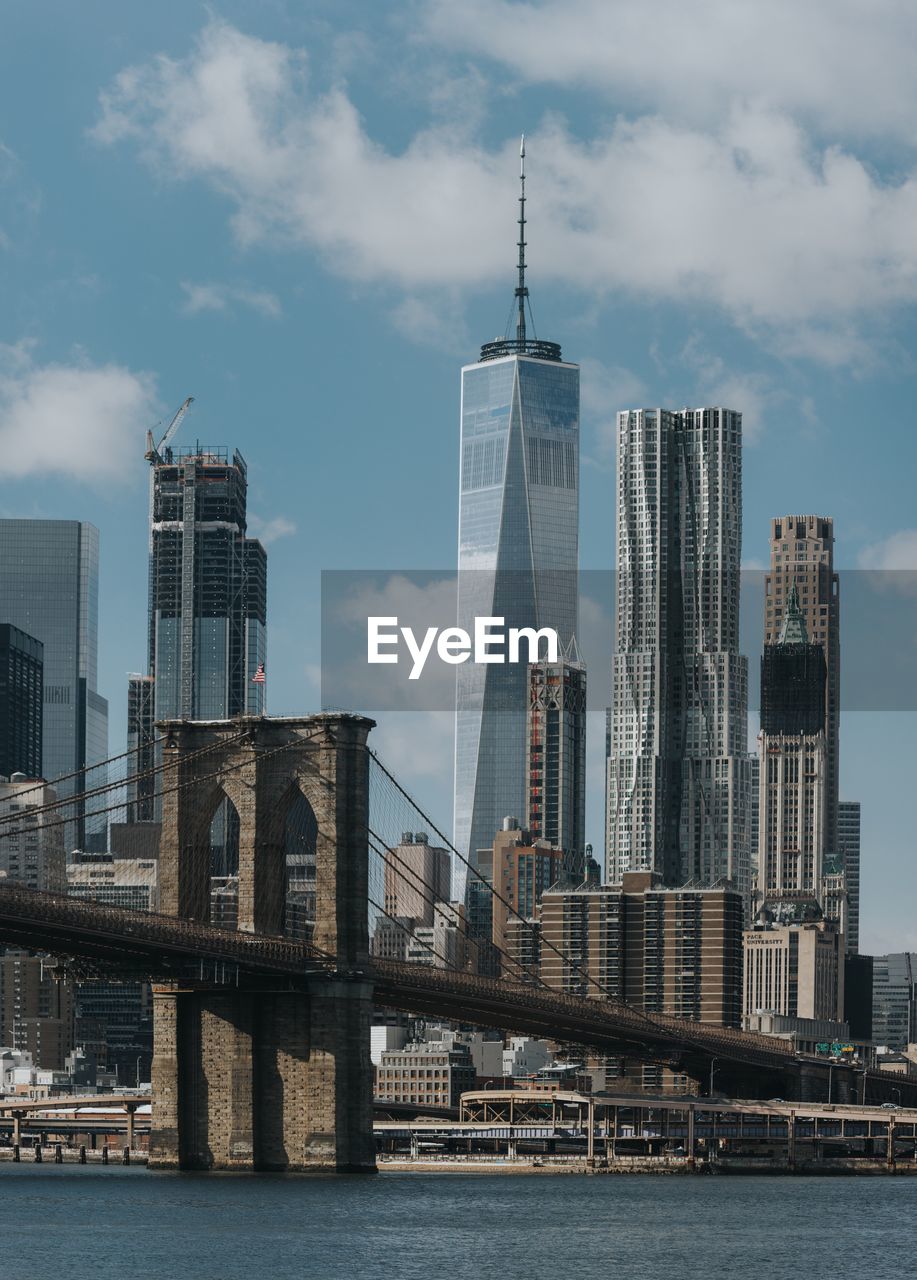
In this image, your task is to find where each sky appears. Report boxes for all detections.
[1,1,916,953]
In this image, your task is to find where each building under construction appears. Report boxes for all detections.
[148,443,266,723]
[123,404,267,877]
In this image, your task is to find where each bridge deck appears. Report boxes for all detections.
[0,883,851,1080]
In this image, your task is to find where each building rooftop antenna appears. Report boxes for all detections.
[478,135,562,363]
[516,134,527,346]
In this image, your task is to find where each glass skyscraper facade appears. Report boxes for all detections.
[132,445,266,864]
[0,623,43,778]
[838,799,861,954]
[454,352,580,892]
[147,446,266,722]
[126,673,155,823]
[872,953,917,1050]
[0,520,109,846]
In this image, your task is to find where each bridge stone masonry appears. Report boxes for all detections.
[150,713,377,1174]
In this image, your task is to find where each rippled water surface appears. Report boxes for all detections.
[0,1166,914,1280]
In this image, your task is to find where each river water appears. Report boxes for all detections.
[1,1166,913,1279]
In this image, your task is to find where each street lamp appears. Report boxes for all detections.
[136,1056,143,1088]
[709,1057,717,1098]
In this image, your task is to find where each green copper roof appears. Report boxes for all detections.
[778,582,810,645]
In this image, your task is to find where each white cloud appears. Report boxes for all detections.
[859,529,917,570]
[390,294,468,352]
[371,710,455,786]
[859,530,917,594]
[679,339,780,443]
[423,0,917,144]
[579,357,646,461]
[0,342,156,481]
[92,20,917,361]
[328,573,459,711]
[857,530,917,599]
[248,514,297,545]
[180,280,281,317]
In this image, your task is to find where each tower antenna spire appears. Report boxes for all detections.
[479,133,561,362]
[516,134,527,345]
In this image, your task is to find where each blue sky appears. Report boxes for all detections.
[1,2,916,952]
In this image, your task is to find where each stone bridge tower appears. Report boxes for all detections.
[148,713,376,1173]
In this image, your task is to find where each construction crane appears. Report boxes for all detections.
[144,396,194,465]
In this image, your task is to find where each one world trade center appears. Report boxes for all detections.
[453,140,580,894]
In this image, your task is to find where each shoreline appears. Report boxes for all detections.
[378,1157,917,1176]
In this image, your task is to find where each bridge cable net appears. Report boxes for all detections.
[366,753,552,987]
[367,751,667,1023]
[0,732,794,1073]
[365,749,792,1069]
[0,730,336,984]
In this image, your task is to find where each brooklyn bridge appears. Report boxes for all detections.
[0,713,908,1172]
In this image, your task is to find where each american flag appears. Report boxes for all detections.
[252,663,266,684]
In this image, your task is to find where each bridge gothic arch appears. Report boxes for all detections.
[158,713,373,963]
[152,712,376,1173]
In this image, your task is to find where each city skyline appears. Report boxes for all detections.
[2,7,917,952]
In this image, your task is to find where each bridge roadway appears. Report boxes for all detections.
[0,882,906,1100]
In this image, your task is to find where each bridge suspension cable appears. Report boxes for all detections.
[0,729,327,848]
[367,827,547,988]
[0,721,765,1076]
[0,728,254,830]
[365,748,751,1068]
[0,733,175,805]
[367,748,663,1021]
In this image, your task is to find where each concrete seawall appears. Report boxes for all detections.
[0,1146,147,1166]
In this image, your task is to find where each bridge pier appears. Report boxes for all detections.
[149,977,374,1171]
[150,714,376,1174]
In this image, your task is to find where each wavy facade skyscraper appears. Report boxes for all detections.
[605,407,753,901]
[453,141,580,894]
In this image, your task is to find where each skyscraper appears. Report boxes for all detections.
[147,445,267,721]
[606,408,752,900]
[0,776,65,891]
[0,520,109,846]
[757,585,828,903]
[383,832,451,927]
[0,624,43,779]
[125,673,155,823]
[765,516,839,855]
[871,952,917,1050]
[0,952,73,1070]
[139,442,267,868]
[525,650,586,876]
[838,800,861,954]
[454,141,579,888]
[539,872,744,1027]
